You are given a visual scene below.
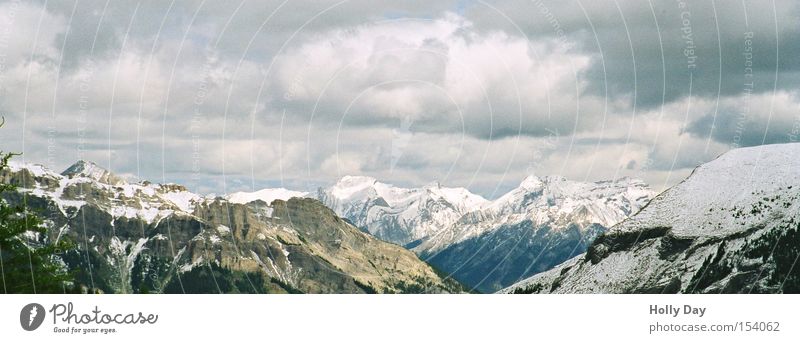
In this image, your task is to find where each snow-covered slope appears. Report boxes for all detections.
[415,175,653,292]
[319,174,652,253]
[417,175,654,254]
[502,143,800,294]
[61,160,126,186]
[7,160,206,223]
[317,176,489,244]
[612,143,797,238]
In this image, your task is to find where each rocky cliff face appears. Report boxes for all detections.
[1,161,461,294]
[502,143,800,294]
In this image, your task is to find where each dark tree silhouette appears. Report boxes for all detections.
[0,120,75,293]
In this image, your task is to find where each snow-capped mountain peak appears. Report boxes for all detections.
[518,174,544,190]
[318,176,490,244]
[61,160,124,185]
[486,175,652,226]
[424,184,489,212]
[5,160,210,224]
[328,175,379,200]
[413,175,655,258]
[319,172,653,256]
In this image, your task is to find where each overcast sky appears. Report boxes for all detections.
[0,0,798,198]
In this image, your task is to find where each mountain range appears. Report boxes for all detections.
[1,161,461,293]
[5,143,797,294]
[246,172,655,292]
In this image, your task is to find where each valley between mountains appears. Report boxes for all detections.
[3,143,799,293]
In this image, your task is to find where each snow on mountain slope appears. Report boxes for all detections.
[415,175,654,254]
[320,174,652,251]
[490,175,653,227]
[502,143,800,294]
[61,160,126,186]
[613,143,798,238]
[6,160,207,224]
[227,188,310,205]
[315,173,653,292]
[318,176,489,245]
[426,182,489,212]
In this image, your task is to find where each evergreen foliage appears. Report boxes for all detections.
[0,133,75,293]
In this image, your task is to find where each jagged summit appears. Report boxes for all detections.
[61,160,125,185]
[61,160,102,176]
[327,175,379,199]
[518,174,544,190]
[318,175,491,244]
[486,174,653,226]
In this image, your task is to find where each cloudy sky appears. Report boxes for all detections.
[0,0,798,198]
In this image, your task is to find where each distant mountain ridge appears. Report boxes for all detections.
[414,175,653,253]
[317,175,489,245]
[314,173,654,292]
[412,175,653,292]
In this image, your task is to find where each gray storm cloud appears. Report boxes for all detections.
[0,0,797,197]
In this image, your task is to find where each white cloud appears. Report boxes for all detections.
[1,1,798,198]
[268,13,599,139]
[0,1,65,65]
